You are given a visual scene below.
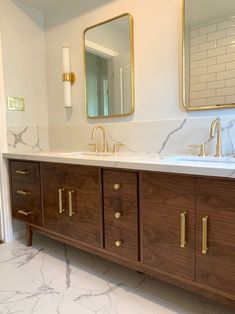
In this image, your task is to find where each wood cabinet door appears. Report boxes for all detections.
[196,177,235,295]
[141,172,196,280]
[41,163,101,248]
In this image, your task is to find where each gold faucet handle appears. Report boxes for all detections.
[112,142,124,154]
[88,143,99,153]
[189,144,206,157]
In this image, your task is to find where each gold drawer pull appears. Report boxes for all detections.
[17,190,30,196]
[115,240,122,247]
[18,209,31,216]
[16,170,29,175]
[202,216,208,255]
[114,183,121,190]
[180,211,187,248]
[58,188,65,214]
[68,190,75,217]
[114,211,122,219]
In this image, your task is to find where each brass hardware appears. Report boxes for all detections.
[113,142,124,154]
[114,211,122,219]
[84,13,135,119]
[91,125,108,153]
[115,240,122,247]
[58,188,65,214]
[16,170,29,175]
[68,190,75,217]
[180,212,187,248]
[210,118,222,157]
[62,72,75,85]
[18,209,31,216]
[114,183,121,190]
[189,144,206,157]
[88,143,99,153]
[202,216,208,255]
[16,190,30,196]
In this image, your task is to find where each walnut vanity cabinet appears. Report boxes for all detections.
[141,172,196,280]
[41,163,102,248]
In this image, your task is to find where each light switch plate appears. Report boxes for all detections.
[7,97,25,111]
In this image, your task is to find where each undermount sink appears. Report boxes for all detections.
[59,151,114,157]
[164,155,235,164]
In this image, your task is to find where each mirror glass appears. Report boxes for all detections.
[184,0,235,110]
[84,14,134,118]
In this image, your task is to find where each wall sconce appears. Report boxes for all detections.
[62,46,75,108]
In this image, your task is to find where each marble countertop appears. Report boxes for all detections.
[3,151,235,178]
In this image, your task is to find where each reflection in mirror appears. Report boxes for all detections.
[84,14,134,118]
[184,0,235,110]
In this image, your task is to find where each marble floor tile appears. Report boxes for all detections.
[0,234,234,314]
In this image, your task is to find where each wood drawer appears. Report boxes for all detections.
[10,161,40,185]
[104,197,138,232]
[104,225,138,261]
[12,182,42,226]
[103,170,137,202]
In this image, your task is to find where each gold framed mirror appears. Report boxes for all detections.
[183,0,235,111]
[84,13,134,119]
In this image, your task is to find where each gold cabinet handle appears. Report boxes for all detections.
[68,190,75,217]
[180,211,187,248]
[18,209,31,216]
[115,240,122,247]
[16,170,29,175]
[114,211,122,219]
[114,183,121,190]
[58,188,65,214]
[16,190,30,196]
[202,216,208,254]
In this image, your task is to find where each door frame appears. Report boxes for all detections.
[0,32,13,242]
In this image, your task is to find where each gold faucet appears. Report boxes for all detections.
[210,118,222,157]
[91,125,108,153]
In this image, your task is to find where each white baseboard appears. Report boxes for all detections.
[13,229,26,240]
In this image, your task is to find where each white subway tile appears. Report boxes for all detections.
[226,44,235,53]
[191,51,207,61]
[190,98,207,107]
[217,35,235,47]
[207,96,225,105]
[198,89,216,98]
[208,46,226,57]
[227,26,235,36]
[199,73,216,83]
[207,63,225,73]
[226,61,235,71]
[190,34,207,46]
[217,52,235,64]
[208,30,226,41]
[190,61,198,69]
[226,95,235,103]
[218,18,235,30]
[190,83,207,92]
[217,70,235,80]
[208,80,225,89]
[189,92,198,99]
[190,76,198,84]
[190,28,200,38]
[199,41,216,51]
[198,57,216,67]
[190,66,207,77]
[200,24,216,35]
[190,45,200,53]
[226,78,235,87]
[216,87,235,96]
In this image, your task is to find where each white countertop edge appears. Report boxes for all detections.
[3,152,235,179]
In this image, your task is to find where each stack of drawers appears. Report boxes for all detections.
[10,161,42,226]
[103,169,139,261]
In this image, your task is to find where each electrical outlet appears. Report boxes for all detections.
[7,97,25,111]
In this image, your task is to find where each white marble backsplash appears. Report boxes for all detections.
[48,115,235,156]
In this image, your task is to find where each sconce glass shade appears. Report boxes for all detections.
[62,46,72,108]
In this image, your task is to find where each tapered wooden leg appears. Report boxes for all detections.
[26,225,33,246]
